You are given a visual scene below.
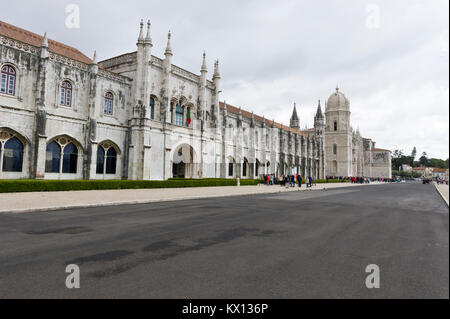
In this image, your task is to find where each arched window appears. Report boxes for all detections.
[149,97,155,120]
[243,159,248,177]
[1,136,23,172]
[175,102,183,126]
[96,146,105,174]
[334,121,338,131]
[45,141,61,173]
[60,81,72,107]
[106,147,117,174]
[228,159,234,177]
[45,137,79,174]
[62,143,78,173]
[333,144,337,155]
[0,65,16,96]
[104,92,114,115]
[96,142,119,175]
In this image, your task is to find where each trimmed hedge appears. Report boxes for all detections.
[0,178,264,193]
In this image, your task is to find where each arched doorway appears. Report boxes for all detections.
[172,144,195,178]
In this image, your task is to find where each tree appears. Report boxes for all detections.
[419,152,428,166]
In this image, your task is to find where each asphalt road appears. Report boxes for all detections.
[0,182,448,298]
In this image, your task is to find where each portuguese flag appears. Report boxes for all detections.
[186,108,191,126]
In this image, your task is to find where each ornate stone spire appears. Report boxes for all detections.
[315,100,324,119]
[201,51,207,73]
[41,32,48,47]
[213,59,220,79]
[290,103,300,129]
[137,19,144,43]
[144,20,152,45]
[165,31,172,56]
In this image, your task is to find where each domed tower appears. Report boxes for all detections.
[324,86,352,177]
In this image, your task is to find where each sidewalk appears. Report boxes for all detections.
[0,182,383,214]
[434,182,449,206]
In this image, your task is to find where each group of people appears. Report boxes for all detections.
[326,176,394,183]
[263,174,316,188]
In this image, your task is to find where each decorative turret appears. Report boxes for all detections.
[135,20,146,108]
[289,103,300,130]
[137,19,144,44]
[40,32,49,59]
[165,30,173,57]
[90,50,98,74]
[144,20,152,46]
[314,100,325,135]
[213,59,220,80]
[315,100,324,120]
[41,32,48,48]
[200,51,207,73]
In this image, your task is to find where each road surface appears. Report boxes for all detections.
[0,182,448,298]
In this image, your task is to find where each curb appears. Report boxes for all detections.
[0,183,383,214]
[433,182,449,206]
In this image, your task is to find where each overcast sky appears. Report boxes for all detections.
[1,0,448,159]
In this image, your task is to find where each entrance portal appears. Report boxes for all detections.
[173,161,186,178]
[172,144,196,178]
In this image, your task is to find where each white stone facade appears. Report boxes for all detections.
[0,20,389,181]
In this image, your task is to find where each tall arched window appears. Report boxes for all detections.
[96,142,119,175]
[62,143,78,173]
[175,102,183,126]
[45,141,61,173]
[60,81,72,107]
[149,97,155,120]
[104,92,114,115]
[45,137,79,174]
[1,136,23,172]
[228,158,234,177]
[105,147,117,174]
[96,146,105,174]
[334,121,338,131]
[1,65,16,96]
[243,158,248,177]
[333,144,338,155]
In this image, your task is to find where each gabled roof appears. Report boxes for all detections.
[219,101,305,136]
[0,20,92,64]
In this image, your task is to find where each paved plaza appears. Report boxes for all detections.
[0,181,447,298]
[0,182,383,214]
